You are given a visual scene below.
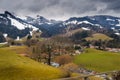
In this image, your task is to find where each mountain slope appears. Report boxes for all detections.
[85,33,113,41]
[0,11,120,42]
[0,46,66,80]
[26,15,120,37]
[0,11,40,42]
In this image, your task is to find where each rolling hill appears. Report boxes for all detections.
[0,46,67,80]
[85,33,113,41]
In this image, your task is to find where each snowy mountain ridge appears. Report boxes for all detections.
[1,11,120,42]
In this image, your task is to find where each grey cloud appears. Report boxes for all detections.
[107,1,120,11]
[0,0,120,20]
[94,0,120,12]
[14,0,60,12]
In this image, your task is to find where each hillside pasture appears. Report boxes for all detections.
[85,33,113,41]
[0,47,67,80]
[74,48,120,72]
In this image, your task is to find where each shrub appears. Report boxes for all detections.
[55,54,72,66]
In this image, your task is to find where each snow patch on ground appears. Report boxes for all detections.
[106,18,115,21]
[82,27,90,30]
[111,27,115,30]
[29,31,33,36]
[3,33,8,38]
[115,33,120,35]
[46,22,53,25]
[16,36,20,41]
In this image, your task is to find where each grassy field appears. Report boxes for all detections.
[0,46,67,80]
[6,46,33,56]
[70,73,103,80]
[0,44,4,48]
[74,48,120,72]
[0,44,8,48]
[85,33,113,41]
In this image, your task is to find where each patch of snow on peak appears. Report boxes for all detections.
[82,27,90,30]
[106,18,115,21]
[64,20,101,27]
[8,17,39,31]
[22,23,39,31]
[78,21,93,25]
[90,18,95,20]
[18,16,27,20]
[0,16,6,20]
[99,26,103,29]
[47,22,53,25]
[38,23,43,25]
[71,20,77,24]
[116,19,120,26]
[9,17,25,30]
[65,20,77,25]
[111,27,115,30]
[94,24,102,27]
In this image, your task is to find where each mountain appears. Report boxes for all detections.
[0,11,120,42]
[63,15,120,32]
[24,16,63,37]
[24,15,120,37]
[0,11,40,42]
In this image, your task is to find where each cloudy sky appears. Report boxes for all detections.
[0,0,120,20]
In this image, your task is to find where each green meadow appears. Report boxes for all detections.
[74,48,120,72]
[85,33,113,41]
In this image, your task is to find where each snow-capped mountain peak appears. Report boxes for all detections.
[4,11,39,31]
[1,11,120,42]
[36,15,49,22]
[0,11,42,42]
